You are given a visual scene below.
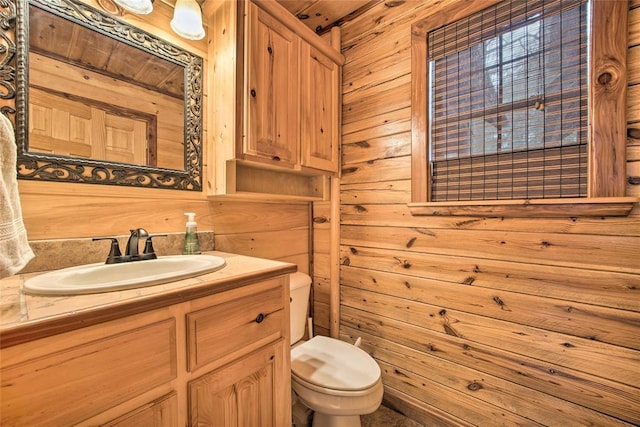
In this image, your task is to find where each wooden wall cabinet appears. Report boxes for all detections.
[244,3,300,168]
[300,42,340,173]
[0,277,291,426]
[209,0,343,201]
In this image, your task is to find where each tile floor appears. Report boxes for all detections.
[362,405,424,427]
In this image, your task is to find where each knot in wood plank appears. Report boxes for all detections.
[385,1,406,8]
[467,382,483,391]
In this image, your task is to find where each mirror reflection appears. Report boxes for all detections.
[29,4,186,170]
[10,0,204,190]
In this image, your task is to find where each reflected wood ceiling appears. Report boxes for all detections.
[275,0,380,34]
[29,4,184,99]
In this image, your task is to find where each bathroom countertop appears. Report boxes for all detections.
[0,251,297,349]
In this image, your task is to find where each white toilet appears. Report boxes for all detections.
[289,272,383,427]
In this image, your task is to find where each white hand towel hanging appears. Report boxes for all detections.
[0,113,34,278]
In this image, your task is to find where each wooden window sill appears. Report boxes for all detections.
[407,197,638,218]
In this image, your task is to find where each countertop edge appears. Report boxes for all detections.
[0,254,297,349]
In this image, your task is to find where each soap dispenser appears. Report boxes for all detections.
[183,212,201,255]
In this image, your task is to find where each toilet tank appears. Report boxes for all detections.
[289,272,311,345]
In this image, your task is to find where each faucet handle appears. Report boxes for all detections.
[92,237,123,264]
[141,234,168,260]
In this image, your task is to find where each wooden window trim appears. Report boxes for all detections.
[409,0,636,217]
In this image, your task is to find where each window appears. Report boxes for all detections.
[410,0,634,216]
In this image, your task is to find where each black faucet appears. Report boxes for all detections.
[126,228,149,260]
[94,229,166,264]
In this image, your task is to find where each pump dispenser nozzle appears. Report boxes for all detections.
[183,212,201,254]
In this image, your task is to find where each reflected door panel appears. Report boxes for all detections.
[30,88,149,164]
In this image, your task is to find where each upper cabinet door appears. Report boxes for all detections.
[244,3,300,168]
[300,42,340,173]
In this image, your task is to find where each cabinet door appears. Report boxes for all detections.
[101,392,178,427]
[188,341,290,427]
[244,2,299,168]
[300,42,340,173]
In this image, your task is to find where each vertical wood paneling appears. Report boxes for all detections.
[337,0,640,425]
[311,202,331,336]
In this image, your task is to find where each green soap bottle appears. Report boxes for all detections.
[183,212,201,255]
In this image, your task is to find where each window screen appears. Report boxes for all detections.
[428,0,588,201]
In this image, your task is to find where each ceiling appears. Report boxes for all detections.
[177,0,381,35]
[275,0,379,34]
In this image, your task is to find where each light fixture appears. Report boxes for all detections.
[170,0,206,40]
[113,0,154,15]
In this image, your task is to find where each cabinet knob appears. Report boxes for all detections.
[255,313,265,323]
[272,156,280,161]
[267,46,273,55]
[251,89,257,98]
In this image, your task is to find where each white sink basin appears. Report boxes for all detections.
[23,255,226,296]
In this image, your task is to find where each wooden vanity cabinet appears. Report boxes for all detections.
[0,275,291,426]
[186,276,290,426]
[209,0,343,200]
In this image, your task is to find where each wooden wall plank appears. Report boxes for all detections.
[343,64,411,103]
[342,267,640,350]
[343,325,640,425]
[627,84,640,123]
[342,117,411,145]
[341,180,412,205]
[342,108,409,136]
[628,46,640,83]
[376,360,538,426]
[343,289,640,387]
[341,225,640,273]
[341,156,411,184]
[340,203,640,236]
[215,228,308,260]
[342,132,411,164]
[375,339,627,426]
[342,81,411,125]
[630,6,640,46]
[340,245,640,312]
[311,201,332,336]
[210,201,309,234]
[311,276,330,305]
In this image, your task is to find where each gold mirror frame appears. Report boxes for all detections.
[2,0,203,191]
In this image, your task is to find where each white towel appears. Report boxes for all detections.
[0,113,34,278]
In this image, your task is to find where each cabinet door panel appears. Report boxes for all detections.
[245,3,299,167]
[189,343,278,427]
[101,392,178,427]
[300,42,340,172]
[0,318,176,426]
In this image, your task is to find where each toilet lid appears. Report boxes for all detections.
[290,336,381,391]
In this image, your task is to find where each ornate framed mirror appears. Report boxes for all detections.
[2,0,203,190]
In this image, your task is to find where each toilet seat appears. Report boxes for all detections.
[291,336,381,392]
